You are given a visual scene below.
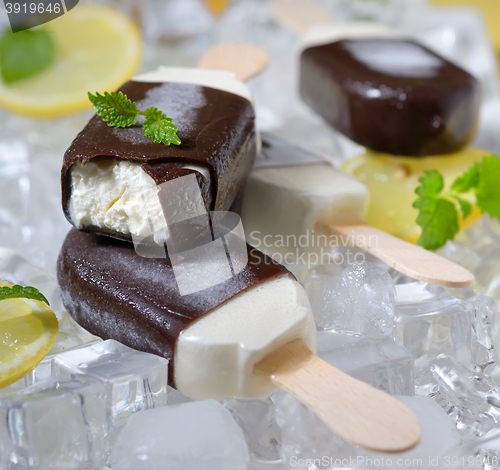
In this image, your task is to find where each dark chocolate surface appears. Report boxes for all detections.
[62,81,256,239]
[57,229,290,386]
[300,38,481,156]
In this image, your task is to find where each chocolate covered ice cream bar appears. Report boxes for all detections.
[57,228,423,452]
[62,67,257,243]
[57,228,316,400]
[299,25,481,156]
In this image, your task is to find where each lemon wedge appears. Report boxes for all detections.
[0,281,58,389]
[0,3,142,117]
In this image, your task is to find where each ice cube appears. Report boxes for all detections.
[0,247,62,314]
[273,390,352,470]
[358,396,462,469]
[466,296,500,368]
[306,262,396,338]
[317,330,414,395]
[223,398,281,460]
[0,378,107,469]
[305,245,417,287]
[110,400,249,470]
[51,339,168,425]
[45,310,102,357]
[394,282,472,370]
[0,140,29,243]
[471,448,500,470]
[416,354,500,440]
[274,392,461,470]
[437,219,500,295]
[166,385,192,405]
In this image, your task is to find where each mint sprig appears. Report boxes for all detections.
[0,29,55,83]
[0,285,49,306]
[88,91,139,127]
[414,155,500,250]
[413,170,459,251]
[143,107,181,146]
[88,91,181,146]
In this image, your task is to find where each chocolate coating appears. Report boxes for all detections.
[62,80,257,239]
[300,38,481,156]
[57,229,290,386]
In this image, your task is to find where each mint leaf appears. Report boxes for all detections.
[87,93,181,146]
[456,197,472,219]
[0,29,55,83]
[475,155,500,220]
[414,155,500,250]
[0,285,49,306]
[414,170,458,250]
[143,106,181,146]
[415,170,443,198]
[452,162,480,193]
[88,91,139,128]
[414,197,459,251]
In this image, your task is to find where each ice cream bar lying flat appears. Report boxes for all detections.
[62,67,257,242]
[57,229,316,401]
[300,25,481,156]
[241,134,475,288]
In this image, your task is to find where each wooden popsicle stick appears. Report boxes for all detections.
[325,221,475,288]
[199,43,268,82]
[270,0,335,36]
[255,338,421,453]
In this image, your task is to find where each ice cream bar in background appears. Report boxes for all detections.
[271,2,481,157]
[61,67,257,244]
[241,133,475,288]
[57,228,421,452]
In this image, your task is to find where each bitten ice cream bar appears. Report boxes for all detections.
[61,67,257,242]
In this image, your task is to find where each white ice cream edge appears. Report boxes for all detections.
[174,276,317,400]
[133,66,254,104]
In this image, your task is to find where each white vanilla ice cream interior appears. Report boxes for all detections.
[241,162,369,258]
[174,276,317,400]
[69,67,255,241]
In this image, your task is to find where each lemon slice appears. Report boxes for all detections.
[0,282,58,389]
[342,147,488,243]
[0,4,142,117]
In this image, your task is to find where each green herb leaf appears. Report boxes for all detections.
[452,162,480,193]
[143,106,181,146]
[87,93,181,146]
[88,91,139,128]
[0,285,49,306]
[456,197,472,219]
[414,196,459,251]
[413,155,500,250]
[413,170,458,250]
[0,29,55,83]
[475,155,500,220]
[415,169,443,198]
